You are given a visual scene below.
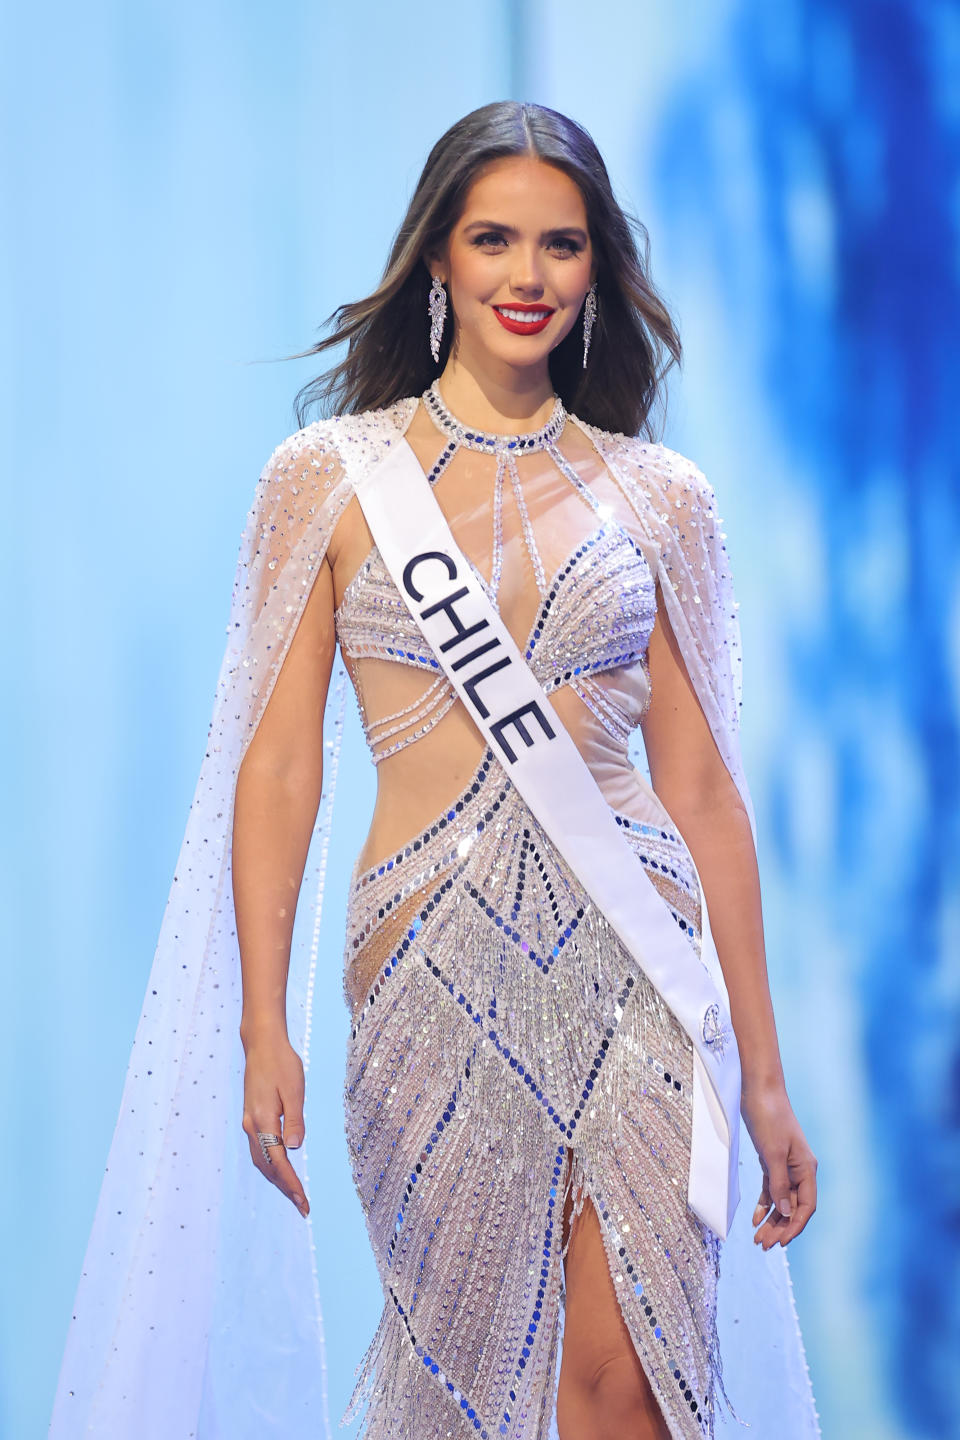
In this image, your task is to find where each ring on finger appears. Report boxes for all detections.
[256,1130,283,1163]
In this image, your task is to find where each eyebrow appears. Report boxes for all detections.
[464,219,589,243]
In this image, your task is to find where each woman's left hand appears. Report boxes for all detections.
[740,1081,818,1250]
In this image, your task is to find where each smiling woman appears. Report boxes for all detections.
[50,101,820,1440]
[286,103,681,438]
[427,159,592,370]
[419,156,596,424]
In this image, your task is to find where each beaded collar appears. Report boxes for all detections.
[422,378,567,454]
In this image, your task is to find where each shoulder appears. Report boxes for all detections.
[259,397,419,490]
[244,399,419,554]
[574,417,717,515]
[644,440,718,516]
[257,418,344,488]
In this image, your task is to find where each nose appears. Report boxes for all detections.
[509,245,545,298]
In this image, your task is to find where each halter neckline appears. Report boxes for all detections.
[422,378,567,454]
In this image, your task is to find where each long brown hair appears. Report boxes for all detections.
[287,101,682,439]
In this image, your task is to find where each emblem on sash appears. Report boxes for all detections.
[701,1002,729,1057]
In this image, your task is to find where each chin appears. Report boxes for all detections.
[486,333,554,369]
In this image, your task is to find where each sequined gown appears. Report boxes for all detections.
[47,389,820,1440]
[329,391,728,1440]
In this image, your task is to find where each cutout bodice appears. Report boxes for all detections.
[334,518,657,761]
[331,392,664,768]
[333,521,656,760]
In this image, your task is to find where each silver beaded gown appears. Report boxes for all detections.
[331,388,730,1440]
[48,389,821,1440]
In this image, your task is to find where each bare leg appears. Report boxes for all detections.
[556,1148,672,1440]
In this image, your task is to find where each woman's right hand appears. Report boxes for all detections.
[240,1023,311,1218]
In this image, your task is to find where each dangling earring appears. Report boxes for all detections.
[428,275,447,364]
[582,282,597,368]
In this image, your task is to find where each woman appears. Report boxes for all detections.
[50,103,819,1440]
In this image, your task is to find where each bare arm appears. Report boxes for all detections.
[231,554,338,1216]
[233,554,337,1039]
[641,579,818,1248]
[641,579,783,1090]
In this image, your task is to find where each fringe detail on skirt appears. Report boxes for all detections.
[340,1302,467,1439]
[342,774,737,1440]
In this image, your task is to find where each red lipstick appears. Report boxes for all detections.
[492,302,555,336]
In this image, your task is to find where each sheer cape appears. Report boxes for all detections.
[49,397,819,1438]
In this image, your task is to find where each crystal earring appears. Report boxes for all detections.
[428,275,447,364]
[582,282,597,368]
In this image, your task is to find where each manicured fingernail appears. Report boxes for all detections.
[777,1197,793,1218]
[752,1204,766,1225]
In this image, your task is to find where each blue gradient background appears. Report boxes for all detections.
[3,2,958,1437]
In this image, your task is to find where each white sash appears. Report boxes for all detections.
[353,436,741,1239]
